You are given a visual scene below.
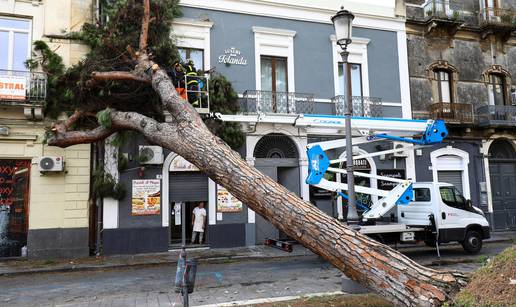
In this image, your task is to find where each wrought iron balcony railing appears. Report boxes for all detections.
[331,95,382,117]
[479,7,516,28]
[241,90,315,114]
[0,69,47,104]
[477,105,516,127]
[429,102,474,124]
[424,0,464,21]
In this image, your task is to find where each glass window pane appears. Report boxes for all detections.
[350,64,362,96]
[260,57,273,91]
[440,80,451,102]
[0,18,30,30]
[440,187,456,206]
[178,48,204,70]
[0,31,8,70]
[338,63,344,95]
[275,58,287,92]
[12,32,29,71]
[414,188,431,202]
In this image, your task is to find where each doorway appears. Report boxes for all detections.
[170,201,208,246]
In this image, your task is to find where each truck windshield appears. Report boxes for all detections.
[439,186,466,209]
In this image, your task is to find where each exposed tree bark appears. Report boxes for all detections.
[47,2,468,305]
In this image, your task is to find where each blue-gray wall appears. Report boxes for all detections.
[181,8,402,103]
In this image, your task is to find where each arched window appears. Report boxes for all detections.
[487,73,507,106]
[253,133,298,159]
[434,69,452,103]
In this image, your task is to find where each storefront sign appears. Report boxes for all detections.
[169,155,199,172]
[377,169,406,190]
[218,47,247,66]
[216,185,242,213]
[0,76,26,100]
[131,179,161,215]
[342,158,370,171]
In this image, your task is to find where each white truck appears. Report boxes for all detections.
[216,113,491,254]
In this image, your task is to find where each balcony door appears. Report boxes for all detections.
[0,18,31,71]
[260,56,288,112]
[487,73,507,106]
[338,63,362,97]
[434,70,452,103]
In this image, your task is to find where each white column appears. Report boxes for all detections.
[246,156,256,224]
[482,140,494,214]
[299,158,310,201]
[103,134,119,229]
[208,179,216,225]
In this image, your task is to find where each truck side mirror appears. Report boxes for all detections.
[466,199,472,208]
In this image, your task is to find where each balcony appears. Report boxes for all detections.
[0,70,47,105]
[240,90,315,114]
[479,8,516,40]
[429,102,474,124]
[477,105,516,127]
[331,95,382,117]
[423,0,464,35]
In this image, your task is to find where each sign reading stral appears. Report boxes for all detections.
[218,47,247,66]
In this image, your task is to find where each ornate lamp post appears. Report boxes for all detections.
[332,7,359,227]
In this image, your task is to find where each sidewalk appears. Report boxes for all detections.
[0,230,513,277]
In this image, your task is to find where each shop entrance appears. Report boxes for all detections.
[0,159,31,257]
[170,201,208,246]
[168,171,208,246]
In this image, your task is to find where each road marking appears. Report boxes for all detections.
[195,291,345,307]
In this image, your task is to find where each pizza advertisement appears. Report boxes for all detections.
[131,179,161,215]
[216,184,242,213]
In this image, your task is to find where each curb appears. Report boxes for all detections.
[0,237,511,277]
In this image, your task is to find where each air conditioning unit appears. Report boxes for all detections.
[392,142,409,158]
[38,156,64,172]
[138,146,164,164]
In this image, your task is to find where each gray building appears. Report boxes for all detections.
[100,0,424,254]
[405,0,516,230]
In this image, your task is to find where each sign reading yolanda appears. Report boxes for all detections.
[0,76,26,100]
[131,179,161,215]
[218,47,247,66]
[216,185,242,212]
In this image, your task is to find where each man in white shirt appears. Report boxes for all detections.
[191,202,206,244]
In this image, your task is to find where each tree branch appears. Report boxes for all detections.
[91,71,150,83]
[139,0,151,51]
[48,125,119,148]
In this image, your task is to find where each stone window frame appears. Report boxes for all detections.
[482,65,512,106]
[426,60,459,104]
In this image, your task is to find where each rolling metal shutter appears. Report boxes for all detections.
[437,171,463,194]
[169,172,209,202]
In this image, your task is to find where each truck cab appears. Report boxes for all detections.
[398,182,490,253]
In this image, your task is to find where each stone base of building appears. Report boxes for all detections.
[103,227,169,255]
[28,228,89,259]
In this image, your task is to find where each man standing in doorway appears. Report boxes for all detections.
[191,202,206,244]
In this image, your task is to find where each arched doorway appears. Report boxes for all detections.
[253,133,300,243]
[488,139,516,230]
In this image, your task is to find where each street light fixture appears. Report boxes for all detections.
[332,7,360,227]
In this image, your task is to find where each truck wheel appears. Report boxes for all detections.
[461,230,482,254]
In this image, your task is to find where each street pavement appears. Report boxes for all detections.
[0,241,513,307]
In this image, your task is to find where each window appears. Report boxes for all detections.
[414,188,431,202]
[0,18,31,71]
[439,186,466,209]
[260,56,287,92]
[178,48,204,71]
[338,63,362,96]
[487,73,507,106]
[434,70,452,103]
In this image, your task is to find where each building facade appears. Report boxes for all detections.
[101,0,419,254]
[405,0,516,230]
[0,0,93,258]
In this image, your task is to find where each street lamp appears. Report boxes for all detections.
[332,7,359,227]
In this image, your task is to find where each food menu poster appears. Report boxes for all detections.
[216,185,242,213]
[131,179,161,216]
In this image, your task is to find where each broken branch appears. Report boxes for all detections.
[91,71,150,83]
[139,0,151,51]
